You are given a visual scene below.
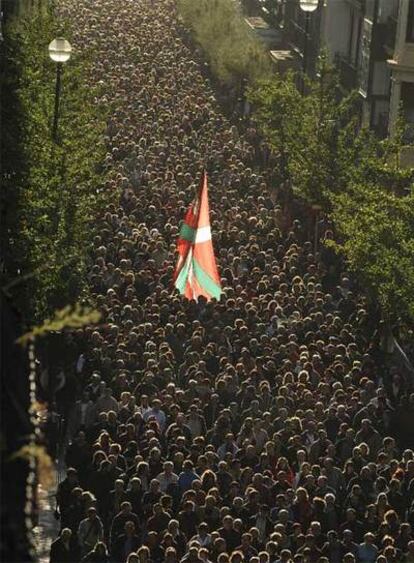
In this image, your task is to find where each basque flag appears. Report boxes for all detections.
[173,171,222,301]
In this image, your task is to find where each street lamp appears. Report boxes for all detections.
[48,37,72,142]
[299,0,318,94]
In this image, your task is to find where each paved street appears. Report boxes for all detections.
[9,0,412,562]
[33,483,58,563]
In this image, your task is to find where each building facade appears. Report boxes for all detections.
[246,0,414,146]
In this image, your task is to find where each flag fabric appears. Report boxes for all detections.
[173,171,222,301]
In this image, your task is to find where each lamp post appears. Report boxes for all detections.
[299,0,318,94]
[48,37,72,143]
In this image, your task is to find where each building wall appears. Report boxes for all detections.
[387,0,414,142]
[323,0,351,62]
[245,0,414,144]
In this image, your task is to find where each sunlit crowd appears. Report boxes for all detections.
[49,1,414,562]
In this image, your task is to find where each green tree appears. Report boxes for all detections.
[329,184,414,323]
[177,0,270,87]
[1,8,116,326]
[336,114,414,195]
[247,70,302,190]
[248,54,414,322]
[248,55,358,207]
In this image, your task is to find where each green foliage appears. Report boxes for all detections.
[248,54,414,322]
[248,55,358,207]
[17,303,101,346]
[177,0,270,86]
[329,185,414,322]
[336,115,414,195]
[247,71,302,189]
[10,444,55,489]
[1,8,116,325]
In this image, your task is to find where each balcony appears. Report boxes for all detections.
[244,16,283,48]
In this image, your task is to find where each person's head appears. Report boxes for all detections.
[125,520,136,536]
[168,519,179,534]
[241,533,252,547]
[150,479,160,491]
[115,479,124,492]
[343,529,354,543]
[270,548,287,563]
[136,545,150,562]
[223,515,233,530]
[163,461,174,474]
[199,547,209,562]
[87,507,97,520]
[327,530,338,544]
[165,546,177,561]
[188,544,200,559]
[130,477,141,491]
[121,501,132,514]
[183,460,194,472]
[152,399,161,411]
[60,528,72,543]
[345,508,356,521]
[407,540,414,555]
[147,531,158,547]
[363,532,375,545]
[67,468,78,485]
[198,522,208,536]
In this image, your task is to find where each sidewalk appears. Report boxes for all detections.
[33,462,65,563]
[33,483,59,563]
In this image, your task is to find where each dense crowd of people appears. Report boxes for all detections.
[48,0,414,562]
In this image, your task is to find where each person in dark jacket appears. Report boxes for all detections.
[111,521,141,563]
[56,468,79,526]
[110,502,141,550]
[50,528,79,563]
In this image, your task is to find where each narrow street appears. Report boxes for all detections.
[33,483,59,563]
[2,0,413,562]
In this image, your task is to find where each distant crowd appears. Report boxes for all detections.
[49,0,414,562]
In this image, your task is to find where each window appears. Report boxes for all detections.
[407,0,414,42]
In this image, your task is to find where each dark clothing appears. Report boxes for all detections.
[111,533,141,563]
[50,538,79,563]
[178,510,199,539]
[110,511,141,546]
[218,527,242,552]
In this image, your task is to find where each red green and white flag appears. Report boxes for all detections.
[173,171,222,301]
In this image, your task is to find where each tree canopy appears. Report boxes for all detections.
[177,0,270,86]
[248,57,414,323]
[1,8,116,326]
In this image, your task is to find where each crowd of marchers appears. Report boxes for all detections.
[49,1,414,562]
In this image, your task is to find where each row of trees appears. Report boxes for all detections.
[248,62,414,323]
[177,0,270,87]
[1,7,116,327]
[177,0,414,324]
